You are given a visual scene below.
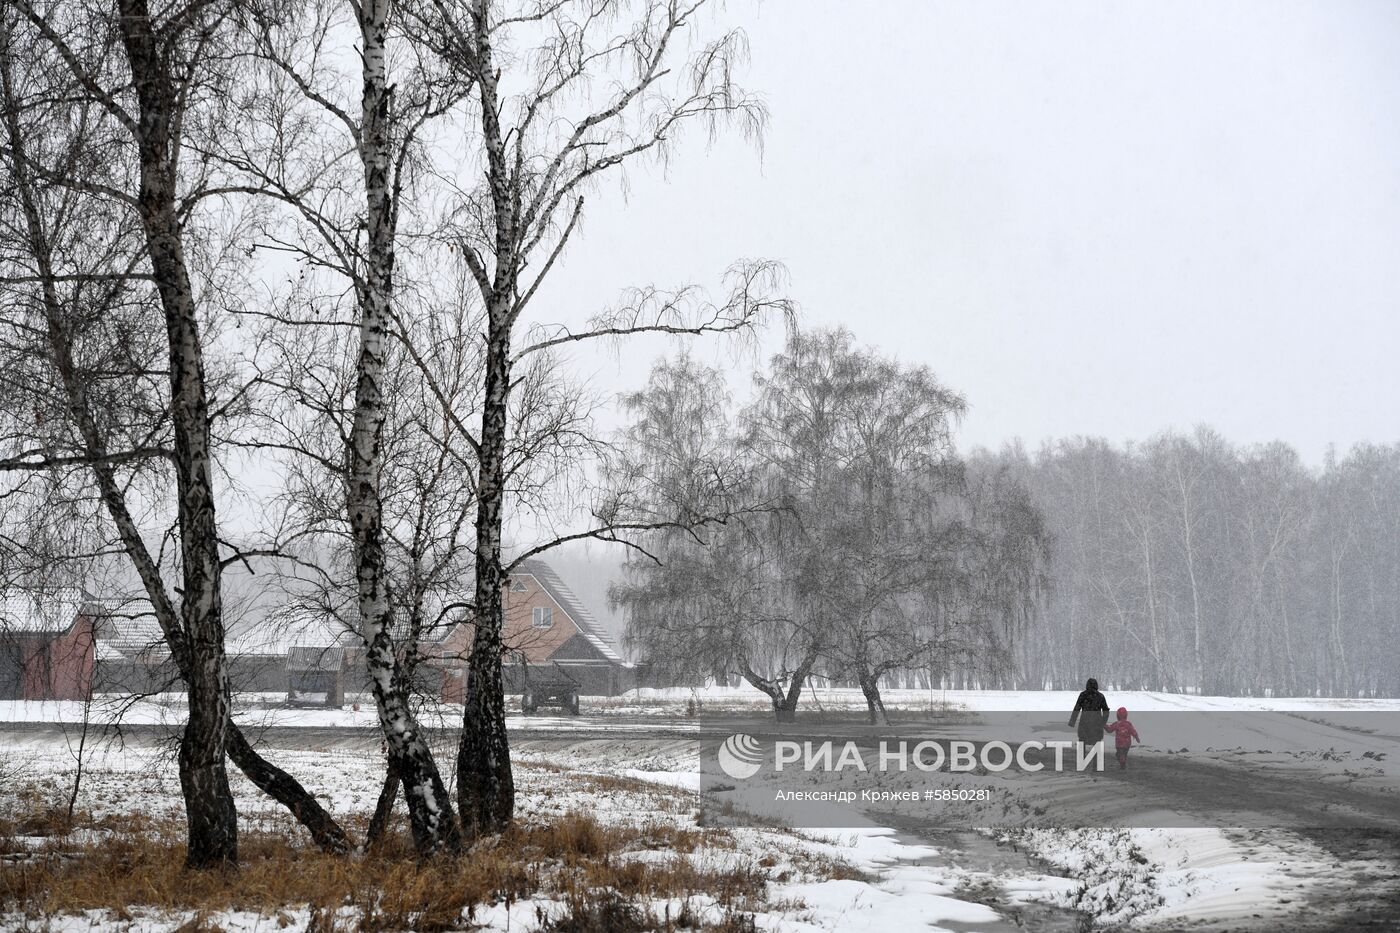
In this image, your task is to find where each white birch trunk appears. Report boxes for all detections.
[350,0,460,856]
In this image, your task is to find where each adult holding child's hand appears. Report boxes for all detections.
[1068,677,1110,751]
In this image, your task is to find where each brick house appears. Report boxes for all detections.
[0,589,99,701]
[438,558,630,699]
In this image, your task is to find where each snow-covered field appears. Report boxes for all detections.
[7,685,1400,729]
[4,689,1399,930]
[614,685,1400,715]
[1,730,1022,932]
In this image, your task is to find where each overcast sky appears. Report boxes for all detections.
[529,0,1400,464]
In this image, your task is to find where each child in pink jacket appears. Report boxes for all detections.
[1102,706,1141,770]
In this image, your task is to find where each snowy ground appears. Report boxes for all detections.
[4,689,1400,930]
[8,685,1399,731]
[2,729,1017,932]
[611,685,1400,715]
[528,708,1400,931]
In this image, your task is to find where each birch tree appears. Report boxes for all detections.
[411,0,787,834]
[607,355,810,718]
[760,333,970,722]
[250,258,599,844]
[249,269,485,845]
[218,0,474,854]
[224,0,628,848]
[616,333,1048,721]
[0,0,349,864]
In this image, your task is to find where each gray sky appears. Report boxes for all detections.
[532,0,1400,463]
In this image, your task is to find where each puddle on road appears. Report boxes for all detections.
[884,819,1091,932]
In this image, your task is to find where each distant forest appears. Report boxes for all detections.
[975,429,1400,697]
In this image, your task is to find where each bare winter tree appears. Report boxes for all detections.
[412,0,789,834]
[0,1,237,865]
[250,254,600,845]
[219,0,628,849]
[213,0,475,854]
[0,1,349,864]
[616,332,1050,721]
[607,355,815,720]
[247,271,484,847]
[745,330,974,723]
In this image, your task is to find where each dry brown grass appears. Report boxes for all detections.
[537,889,760,933]
[0,808,766,932]
[519,767,700,823]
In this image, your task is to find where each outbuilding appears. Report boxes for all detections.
[286,645,348,707]
[0,589,99,701]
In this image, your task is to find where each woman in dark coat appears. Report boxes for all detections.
[1068,677,1110,749]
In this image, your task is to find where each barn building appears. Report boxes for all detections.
[438,558,630,700]
[0,589,99,701]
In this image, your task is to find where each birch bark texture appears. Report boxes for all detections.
[0,0,351,862]
[225,0,473,854]
[347,0,463,855]
[417,0,784,834]
[113,0,238,867]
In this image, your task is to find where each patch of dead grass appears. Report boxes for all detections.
[0,808,766,932]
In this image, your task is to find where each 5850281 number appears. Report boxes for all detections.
[929,788,991,802]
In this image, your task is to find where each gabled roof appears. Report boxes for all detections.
[229,614,360,657]
[0,588,91,636]
[89,594,364,661]
[94,597,168,658]
[287,645,347,672]
[513,558,623,663]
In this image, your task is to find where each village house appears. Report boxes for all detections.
[5,570,624,707]
[91,598,365,702]
[438,558,631,700]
